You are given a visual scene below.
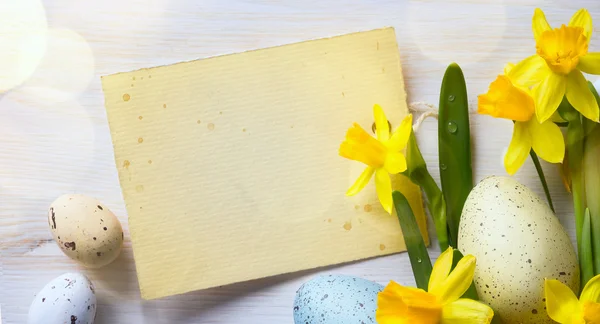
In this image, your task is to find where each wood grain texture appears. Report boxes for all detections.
[1,0,598,323]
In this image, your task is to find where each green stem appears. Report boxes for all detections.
[566,118,586,263]
[405,132,449,251]
[529,150,555,213]
[393,191,433,290]
[415,170,449,251]
[585,81,600,275]
[581,209,594,288]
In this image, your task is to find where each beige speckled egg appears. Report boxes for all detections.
[48,194,123,268]
[458,176,579,324]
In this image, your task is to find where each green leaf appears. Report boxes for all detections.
[404,131,449,251]
[393,190,433,290]
[438,63,473,248]
[451,249,479,300]
[529,150,555,213]
[581,208,594,289]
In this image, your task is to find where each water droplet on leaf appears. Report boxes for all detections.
[447,121,458,134]
[440,163,447,170]
[448,95,455,102]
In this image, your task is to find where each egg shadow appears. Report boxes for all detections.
[131,254,407,324]
[137,270,308,323]
[86,240,140,299]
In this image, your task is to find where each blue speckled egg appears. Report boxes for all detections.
[293,275,383,324]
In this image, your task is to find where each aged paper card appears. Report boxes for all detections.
[101,27,427,299]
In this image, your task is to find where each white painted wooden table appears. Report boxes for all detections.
[1,0,596,323]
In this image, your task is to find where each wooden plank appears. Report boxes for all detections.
[0,0,593,322]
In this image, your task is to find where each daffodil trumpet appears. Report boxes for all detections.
[376,247,494,324]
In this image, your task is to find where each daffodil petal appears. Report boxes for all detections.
[508,55,548,87]
[528,119,565,163]
[545,279,581,324]
[375,168,393,214]
[431,255,476,304]
[569,8,593,42]
[346,167,375,196]
[580,274,600,303]
[374,104,390,142]
[376,281,441,324]
[428,247,454,293]
[566,69,600,122]
[533,8,552,43]
[534,71,566,123]
[388,114,413,151]
[504,122,531,175]
[477,75,535,122]
[504,63,515,75]
[384,152,407,174]
[584,302,600,323]
[579,53,600,75]
[440,299,494,324]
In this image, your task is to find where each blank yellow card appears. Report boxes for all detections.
[101,27,427,300]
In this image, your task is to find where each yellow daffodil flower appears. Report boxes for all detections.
[545,274,600,323]
[478,64,565,175]
[509,8,600,123]
[376,247,494,324]
[339,105,412,214]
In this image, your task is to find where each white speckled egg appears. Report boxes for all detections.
[49,194,123,268]
[458,176,579,323]
[293,275,383,323]
[28,272,96,324]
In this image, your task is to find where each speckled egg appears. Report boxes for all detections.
[293,275,382,324]
[28,272,96,324]
[49,194,123,268]
[458,176,579,323]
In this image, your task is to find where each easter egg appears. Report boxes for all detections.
[293,275,383,323]
[28,272,96,324]
[49,194,124,268]
[458,176,579,323]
